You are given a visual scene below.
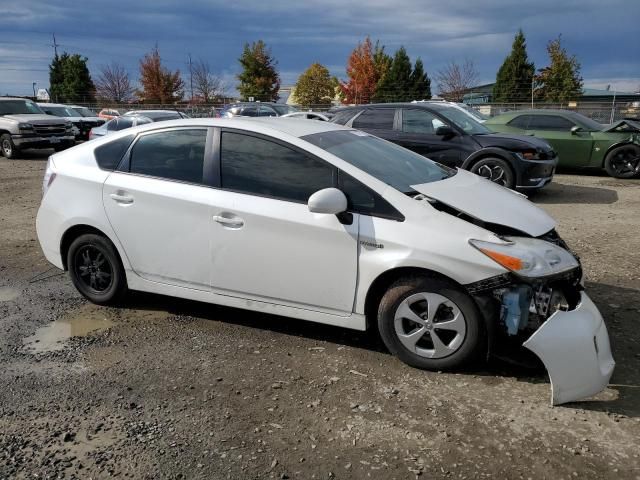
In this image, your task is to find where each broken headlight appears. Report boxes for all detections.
[469,236,579,279]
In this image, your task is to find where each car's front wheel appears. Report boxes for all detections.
[604,144,640,179]
[67,233,128,305]
[1,134,19,159]
[378,276,484,370]
[470,157,515,189]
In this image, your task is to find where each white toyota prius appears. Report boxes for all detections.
[36,118,614,405]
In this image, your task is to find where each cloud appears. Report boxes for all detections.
[1,0,638,97]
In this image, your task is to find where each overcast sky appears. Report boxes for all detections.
[1,0,639,97]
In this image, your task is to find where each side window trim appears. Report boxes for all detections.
[116,126,214,188]
[216,128,338,204]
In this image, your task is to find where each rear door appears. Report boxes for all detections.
[526,115,593,168]
[351,108,396,139]
[397,108,463,167]
[103,127,213,290]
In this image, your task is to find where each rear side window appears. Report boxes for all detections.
[220,132,335,202]
[528,115,575,131]
[129,129,207,184]
[94,135,134,170]
[506,115,530,129]
[331,110,358,125]
[115,117,134,130]
[352,109,395,130]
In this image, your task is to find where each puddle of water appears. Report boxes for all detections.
[23,304,115,354]
[0,286,21,302]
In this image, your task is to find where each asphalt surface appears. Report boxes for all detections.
[1,149,639,479]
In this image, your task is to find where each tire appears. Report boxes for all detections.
[604,144,640,179]
[1,134,19,159]
[377,276,484,371]
[67,233,128,306]
[470,157,515,189]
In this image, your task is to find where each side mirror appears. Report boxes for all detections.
[570,125,582,135]
[435,125,456,137]
[308,188,347,215]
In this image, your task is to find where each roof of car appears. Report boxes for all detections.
[93,117,348,141]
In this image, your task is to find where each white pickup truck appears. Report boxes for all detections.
[0,97,75,159]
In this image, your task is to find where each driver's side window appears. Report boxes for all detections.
[402,109,446,134]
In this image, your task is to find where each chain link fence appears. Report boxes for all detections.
[471,101,640,123]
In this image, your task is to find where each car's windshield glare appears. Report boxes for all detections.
[0,100,45,115]
[73,107,95,117]
[430,105,492,135]
[302,130,454,193]
[44,106,79,117]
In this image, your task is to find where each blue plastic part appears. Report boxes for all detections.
[501,286,531,335]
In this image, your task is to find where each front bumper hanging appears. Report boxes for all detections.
[523,292,615,405]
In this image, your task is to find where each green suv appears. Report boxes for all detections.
[485,109,640,178]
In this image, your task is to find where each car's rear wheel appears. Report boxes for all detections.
[604,144,640,179]
[377,276,484,370]
[470,157,515,189]
[1,134,19,159]
[67,233,127,305]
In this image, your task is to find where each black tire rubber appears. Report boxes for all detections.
[604,144,640,179]
[470,157,516,189]
[377,276,485,371]
[67,233,128,306]
[1,134,19,159]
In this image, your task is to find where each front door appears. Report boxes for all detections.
[103,127,212,290]
[396,108,463,167]
[209,130,359,314]
[526,115,594,168]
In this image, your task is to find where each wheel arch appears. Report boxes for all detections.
[60,224,120,271]
[364,267,465,330]
[462,148,516,172]
[602,141,639,168]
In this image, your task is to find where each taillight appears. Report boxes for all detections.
[42,157,57,197]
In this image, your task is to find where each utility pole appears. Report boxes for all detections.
[531,77,534,108]
[51,33,59,57]
[610,90,617,124]
[188,54,194,103]
[32,82,37,98]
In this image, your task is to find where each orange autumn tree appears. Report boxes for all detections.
[341,37,378,104]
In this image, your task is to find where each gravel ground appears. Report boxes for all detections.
[1,151,639,479]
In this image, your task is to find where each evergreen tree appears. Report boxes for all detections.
[293,63,334,107]
[376,46,413,102]
[372,41,392,101]
[49,53,95,103]
[237,40,280,102]
[493,30,535,102]
[535,35,583,102]
[410,58,431,100]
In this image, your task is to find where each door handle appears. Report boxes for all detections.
[213,215,244,228]
[110,193,134,204]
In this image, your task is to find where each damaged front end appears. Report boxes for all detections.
[466,231,615,405]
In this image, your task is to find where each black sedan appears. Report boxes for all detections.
[331,103,558,190]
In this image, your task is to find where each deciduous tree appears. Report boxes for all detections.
[137,47,184,104]
[493,30,535,103]
[341,37,377,104]
[535,35,583,102]
[436,59,478,101]
[95,62,134,102]
[192,59,224,102]
[237,40,280,102]
[293,63,334,107]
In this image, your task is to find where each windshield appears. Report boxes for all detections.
[271,104,298,115]
[430,104,492,135]
[571,112,605,131]
[42,106,80,117]
[302,130,454,193]
[458,104,489,121]
[72,107,95,117]
[0,100,45,115]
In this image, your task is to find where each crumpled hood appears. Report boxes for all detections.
[412,169,556,237]
[473,132,554,153]
[2,114,67,124]
[601,119,640,133]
